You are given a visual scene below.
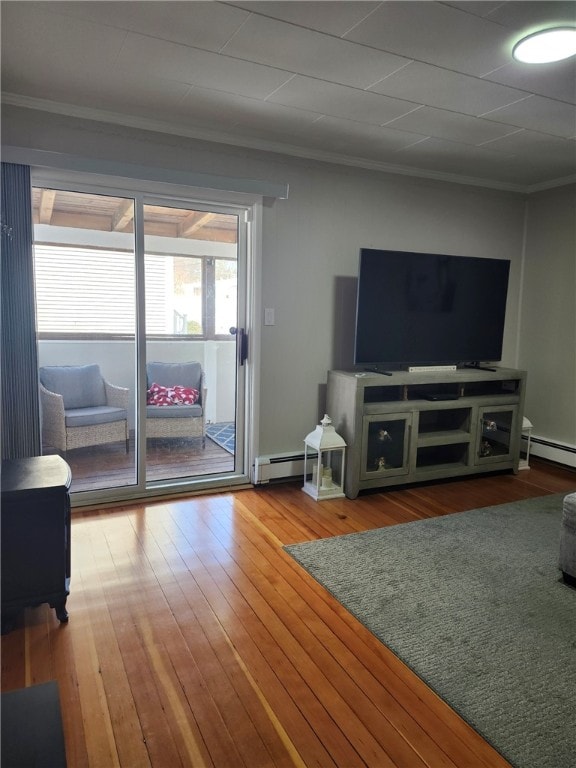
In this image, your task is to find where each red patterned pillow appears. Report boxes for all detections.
[171,385,199,405]
[147,383,199,406]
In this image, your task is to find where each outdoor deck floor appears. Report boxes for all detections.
[46,434,234,493]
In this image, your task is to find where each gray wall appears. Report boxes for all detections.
[518,185,576,458]
[4,105,573,463]
[259,163,526,454]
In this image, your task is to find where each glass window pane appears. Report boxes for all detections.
[143,202,237,484]
[33,188,137,492]
[145,254,203,335]
[143,204,237,339]
[33,188,136,336]
[35,245,135,334]
[215,259,237,335]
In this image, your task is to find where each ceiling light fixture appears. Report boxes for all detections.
[513,27,576,63]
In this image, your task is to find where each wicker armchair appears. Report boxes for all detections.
[146,361,207,447]
[39,364,129,454]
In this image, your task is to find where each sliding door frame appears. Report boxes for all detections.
[30,165,263,507]
[139,192,249,492]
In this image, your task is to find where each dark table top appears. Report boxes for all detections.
[1,456,71,497]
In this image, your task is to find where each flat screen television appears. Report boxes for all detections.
[354,248,510,370]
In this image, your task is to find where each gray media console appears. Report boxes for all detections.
[326,367,526,499]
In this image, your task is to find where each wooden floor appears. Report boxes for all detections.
[2,459,575,768]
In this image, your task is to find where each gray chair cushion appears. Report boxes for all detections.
[146,404,202,419]
[40,365,107,409]
[146,362,202,393]
[65,406,127,427]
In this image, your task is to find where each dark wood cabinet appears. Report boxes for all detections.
[1,455,72,633]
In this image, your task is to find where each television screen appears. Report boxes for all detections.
[354,249,510,369]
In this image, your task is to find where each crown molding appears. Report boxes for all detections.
[524,175,576,194]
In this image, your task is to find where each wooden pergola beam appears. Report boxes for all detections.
[39,189,56,224]
[112,200,134,231]
[178,211,216,238]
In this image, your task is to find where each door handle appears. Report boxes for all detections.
[230,327,248,365]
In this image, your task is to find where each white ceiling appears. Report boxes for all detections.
[2,0,576,191]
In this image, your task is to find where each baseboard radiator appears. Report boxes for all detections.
[253,452,309,484]
[530,435,576,469]
[253,438,575,485]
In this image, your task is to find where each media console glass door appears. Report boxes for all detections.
[476,405,518,464]
[361,413,411,480]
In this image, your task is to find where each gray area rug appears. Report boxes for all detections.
[284,493,576,768]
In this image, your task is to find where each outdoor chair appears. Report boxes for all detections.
[146,361,207,447]
[39,364,129,455]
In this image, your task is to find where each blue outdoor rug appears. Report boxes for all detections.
[206,422,235,454]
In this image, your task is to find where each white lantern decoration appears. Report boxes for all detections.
[303,414,346,500]
[519,416,533,470]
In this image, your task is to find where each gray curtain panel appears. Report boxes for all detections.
[1,162,41,459]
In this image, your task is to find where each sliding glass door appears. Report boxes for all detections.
[33,180,249,500]
[142,201,240,484]
[33,188,138,492]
